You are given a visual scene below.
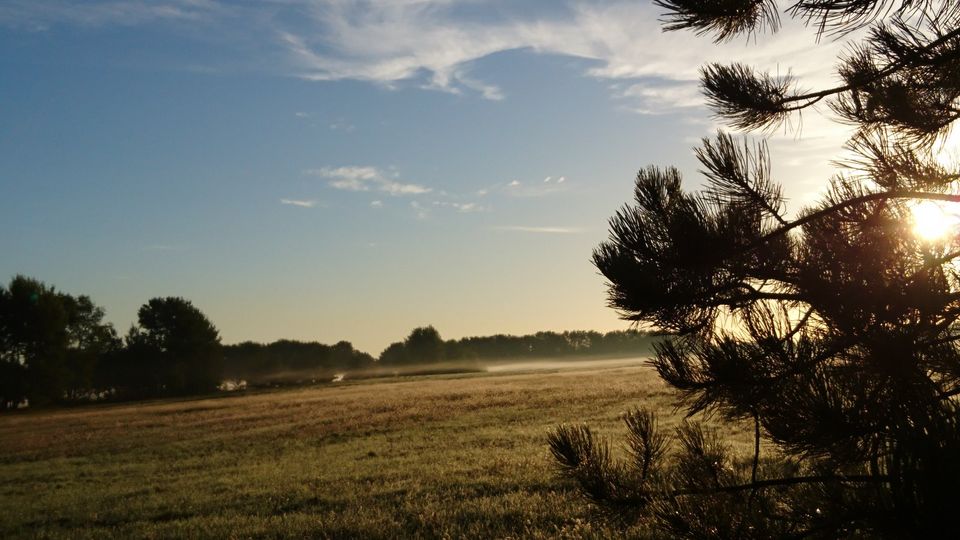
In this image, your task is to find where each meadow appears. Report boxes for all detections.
[0,359,756,539]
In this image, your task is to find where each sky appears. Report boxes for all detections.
[0,0,860,355]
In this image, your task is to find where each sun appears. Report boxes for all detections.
[906,129,960,242]
[911,200,959,242]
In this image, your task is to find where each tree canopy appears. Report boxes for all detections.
[0,276,118,408]
[0,279,231,406]
[550,1,960,537]
[125,297,223,397]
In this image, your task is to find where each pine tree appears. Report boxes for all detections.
[549,2,960,537]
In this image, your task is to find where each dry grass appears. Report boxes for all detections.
[0,360,755,538]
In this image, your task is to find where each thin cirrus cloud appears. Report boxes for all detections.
[431,200,485,213]
[280,198,318,208]
[0,0,219,30]
[501,177,570,197]
[4,1,852,115]
[615,82,706,114]
[273,1,851,114]
[494,226,583,234]
[306,166,431,196]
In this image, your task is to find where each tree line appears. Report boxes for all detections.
[1,275,656,409]
[0,275,225,408]
[377,325,659,365]
[0,275,378,407]
[222,340,374,385]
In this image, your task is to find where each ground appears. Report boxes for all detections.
[0,359,755,539]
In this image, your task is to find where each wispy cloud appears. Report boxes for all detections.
[307,166,431,195]
[0,0,219,30]
[615,80,705,114]
[500,176,570,197]
[4,1,850,121]
[431,200,485,213]
[494,226,583,234]
[370,200,384,208]
[280,198,318,208]
[329,119,356,132]
[271,1,847,112]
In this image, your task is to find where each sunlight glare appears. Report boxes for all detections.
[911,200,959,242]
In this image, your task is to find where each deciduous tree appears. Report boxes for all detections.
[123,297,222,396]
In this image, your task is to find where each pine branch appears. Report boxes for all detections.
[698,132,789,226]
[751,411,762,486]
[939,385,960,399]
[668,473,888,497]
[841,129,960,190]
[623,408,669,480]
[655,0,781,42]
[720,291,807,304]
[754,190,960,247]
[791,1,958,39]
[794,21,960,105]
[703,24,960,130]
[924,330,960,348]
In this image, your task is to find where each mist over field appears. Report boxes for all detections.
[222,355,652,389]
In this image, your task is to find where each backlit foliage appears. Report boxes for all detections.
[552,1,960,537]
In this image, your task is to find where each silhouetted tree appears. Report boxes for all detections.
[378,341,407,366]
[330,340,357,369]
[62,294,121,400]
[379,326,444,365]
[0,360,27,410]
[0,276,70,406]
[550,2,960,537]
[120,297,222,397]
[0,276,117,407]
[404,326,444,363]
[0,276,60,407]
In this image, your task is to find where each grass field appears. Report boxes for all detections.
[0,359,755,539]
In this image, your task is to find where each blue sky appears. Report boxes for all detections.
[0,1,853,354]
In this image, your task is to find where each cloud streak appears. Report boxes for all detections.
[307,166,431,195]
[432,200,485,213]
[501,177,570,198]
[494,226,583,234]
[280,198,318,208]
[0,0,220,30]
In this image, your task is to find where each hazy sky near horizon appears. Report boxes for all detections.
[1,0,858,354]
